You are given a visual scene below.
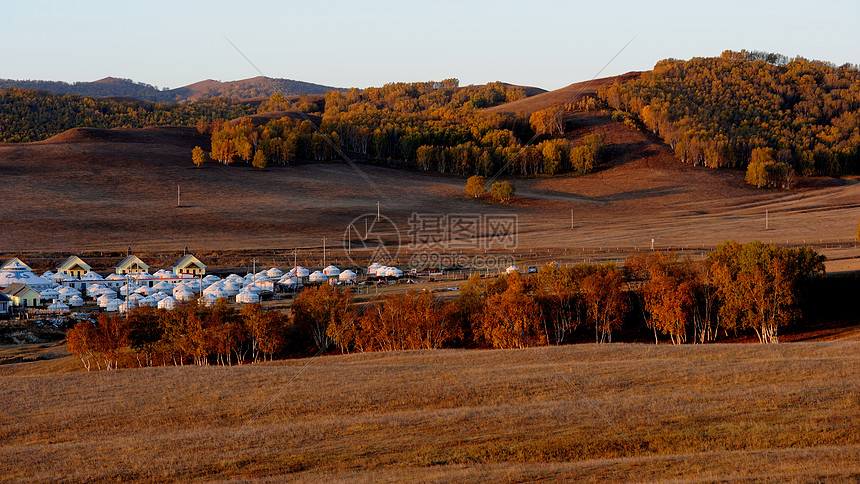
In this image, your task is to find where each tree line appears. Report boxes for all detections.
[197,81,606,176]
[66,241,824,370]
[0,88,258,143]
[598,50,860,182]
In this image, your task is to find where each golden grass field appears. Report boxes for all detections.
[1,341,858,482]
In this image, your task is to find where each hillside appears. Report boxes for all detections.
[2,108,860,270]
[1,343,858,481]
[0,75,343,103]
[485,71,641,115]
[598,50,860,177]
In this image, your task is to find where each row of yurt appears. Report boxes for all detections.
[367,263,403,279]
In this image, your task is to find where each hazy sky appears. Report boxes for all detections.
[2,0,858,91]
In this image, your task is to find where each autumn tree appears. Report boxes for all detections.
[127,305,164,367]
[478,274,543,349]
[241,303,288,362]
[627,253,697,344]
[192,145,207,168]
[490,181,515,203]
[708,241,824,343]
[529,107,564,136]
[569,133,604,174]
[355,291,460,351]
[292,285,355,353]
[581,264,627,343]
[252,149,269,170]
[66,320,99,370]
[465,175,487,198]
[533,263,587,345]
[95,313,130,370]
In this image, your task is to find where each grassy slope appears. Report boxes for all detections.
[1,343,858,482]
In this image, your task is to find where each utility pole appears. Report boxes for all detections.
[765,210,769,230]
[377,201,380,222]
[323,237,326,266]
[570,208,574,230]
[177,184,181,207]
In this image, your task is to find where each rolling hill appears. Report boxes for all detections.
[0,75,343,103]
[486,71,641,115]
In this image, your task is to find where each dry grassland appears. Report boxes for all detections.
[1,342,858,482]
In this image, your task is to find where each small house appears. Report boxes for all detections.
[57,256,92,279]
[0,293,10,315]
[114,255,149,275]
[172,254,206,276]
[2,283,42,308]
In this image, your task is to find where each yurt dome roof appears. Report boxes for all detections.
[323,265,341,276]
[82,271,104,280]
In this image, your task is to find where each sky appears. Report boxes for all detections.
[2,0,859,91]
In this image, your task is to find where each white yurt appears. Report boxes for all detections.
[47,300,70,312]
[202,281,222,294]
[0,261,53,291]
[243,283,263,294]
[137,296,158,307]
[383,266,403,278]
[244,273,255,281]
[279,278,298,290]
[97,294,116,308]
[235,290,260,304]
[134,285,154,296]
[153,269,177,279]
[119,284,139,297]
[134,272,154,285]
[51,272,73,284]
[339,270,357,283]
[152,280,174,293]
[222,281,241,297]
[92,286,116,299]
[506,265,520,275]
[308,270,327,284]
[151,291,168,302]
[266,267,283,279]
[67,295,84,307]
[323,265,341,278]
[174,286,196,302]
[127,293,144,303]
[206,286,229,300]
[105,299,122,312]
[106,273,126,281]
[293,266,310,278]
[42,270,54,279]
[58,286,81,301]
[39,288,60,300]
[157,296,177,310]
[81,271,104,281]
[254,271,271,281]
[367,263,382,277]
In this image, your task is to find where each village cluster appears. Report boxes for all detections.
[0,254,407,317]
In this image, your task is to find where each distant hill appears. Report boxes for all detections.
[0,76,344,103]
